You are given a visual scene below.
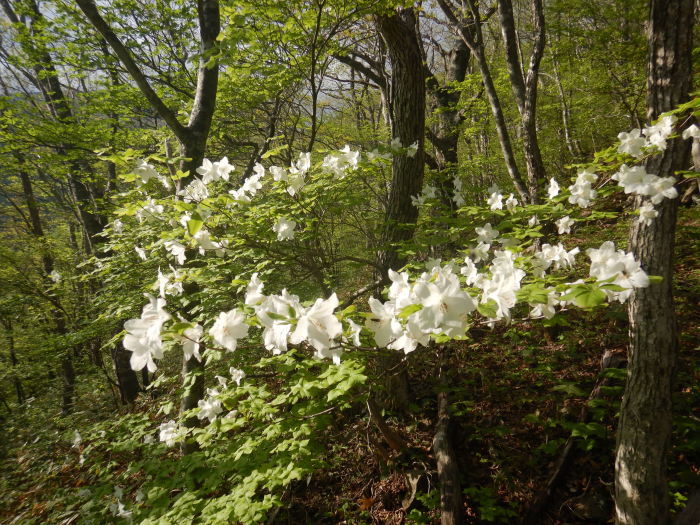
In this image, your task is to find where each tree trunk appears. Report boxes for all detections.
[436,0,530,202]
[614,1,693,523]
[433,390,462,525]
[180,356,205,453]
[111,346,141,404]
[1,319,24,404]
[60,353,76,415]
[375,8,426,275]
[426,39,470,212]
[497,0,546,203]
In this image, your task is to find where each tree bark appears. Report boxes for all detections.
[436,0,530,202]
[496,0,546,203]
[614,1,693,523]
[433,390,462,525]
[374,8,426,275]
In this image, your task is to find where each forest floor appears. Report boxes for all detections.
[0,206,698,525]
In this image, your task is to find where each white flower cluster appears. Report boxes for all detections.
[132,159,170,188]
[367,266,475,353]
[273,217,297,240]
[617,115,677,157]
[531,243,579,277]
[123,294,171,372]
[322,145,359,178]
[245,273,350,363]
[586,241,650,302]
[568,169,598,208]
[611,164,678,205]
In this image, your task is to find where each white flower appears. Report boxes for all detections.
[638,201,658,226]
[612,164,656,195]
[453,191,466,207]
[273,217,297,241]
[477,250,525,321]
[215,157,235,181]
[528,215,540,227]
[290,293,343,362]
[197,391,222,422]
[229,367,245,386]
[123,295,171,372]
[253,162,266,178]
[180,323,203,362]
[245,273,265,306]
[390,137,402,150]
[567,169,598,208]
[408,265,475,338]
[49,270,61,283]
[460,257,479,285]
[530,291,560,319]
[110,501,132,518]
[617,129,646,158]
[649,176,678,205]
[194,229,225,255]
[286,171,306,196]
[196,158,216,182]
[532,243,579,277]
[471,242,491,263]
[159,420,180,447]
[197,157,235,184]
[547,178,560,199]
[210,309,249,352]
[179,179,209,202]
[270,166,287,182]
[322,146,359,178]
[505,194,518,211]
[241,173,263,195]
[587,241,650,302]
[345,319,362,347]
[556,216,575,234]
[72,430,81,448]
[682,124,700,140]
[406,141,419,158]
[111,219,124,234]
[487,191,503,210]
[132,159,160,185]
[612,164,678,204]
[643,115,676,151]
[475,223,499,244]
[296,152,312,173]
[134,246,147,261]
[257,290,302,354]
[136,198,164,222]
[366,297,403,348]
[164,240,186,265]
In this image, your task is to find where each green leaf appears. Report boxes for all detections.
[398,303,422,319]
[561,284,607,308]
[187,213,204,236]
[477,300,498,318]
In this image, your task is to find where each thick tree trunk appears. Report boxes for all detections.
[614,1,693,523]
[375,8,426,275]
